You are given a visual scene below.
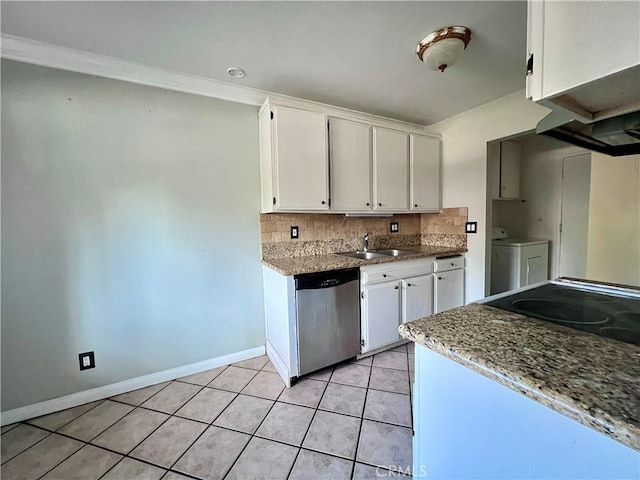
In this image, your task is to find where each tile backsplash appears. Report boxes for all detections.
[260,208,468,259]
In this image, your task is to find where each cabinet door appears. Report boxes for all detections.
[540,1,640,100]
[525,0,544,101]
[490,246,515,295]
[500,140,520,199]
[402,274,434,324]
[373,127,409,212]
[362,282,401,353]
[525,255,546,286]
[273,107,329,210]
[410,135,441,212]
[329,118,372,211]
[434,269,464,314]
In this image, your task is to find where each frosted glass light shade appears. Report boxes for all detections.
[422,38,466,72]
[416,26,472,73]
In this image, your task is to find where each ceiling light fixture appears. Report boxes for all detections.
[416,26,472,73]
[226,66,245,78]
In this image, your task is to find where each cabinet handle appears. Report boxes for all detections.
[366,203,370,206]
[382,274,388,278]
[438,276,443,280]
[451,263,455,266]
[407,283,413,287]
[414,204,418,208]
[526,53,534,76]
[378,203,382,207]
[394,285,399,290]
[321,200,326,205]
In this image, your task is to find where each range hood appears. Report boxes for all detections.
[537,110,640,157]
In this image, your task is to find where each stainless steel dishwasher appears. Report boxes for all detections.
[295,268,360,376]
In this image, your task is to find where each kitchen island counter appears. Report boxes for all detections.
[262,245,467,276]
[399,303,640,452]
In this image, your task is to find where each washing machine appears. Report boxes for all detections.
[490,227,549,295]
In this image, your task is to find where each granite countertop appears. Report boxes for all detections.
[399,303,640,451]
[262,245,467,276]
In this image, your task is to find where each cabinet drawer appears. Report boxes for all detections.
[361,258,434,285]
[434,256,465,272]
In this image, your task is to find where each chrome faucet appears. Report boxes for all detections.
[362,232,370,252]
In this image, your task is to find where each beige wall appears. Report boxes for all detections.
[587,154,640,286]
[425,90,550,301]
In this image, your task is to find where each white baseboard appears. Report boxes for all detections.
[1,345,265,426]
[266,341,292,388]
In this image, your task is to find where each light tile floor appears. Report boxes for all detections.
[1,342,415,480]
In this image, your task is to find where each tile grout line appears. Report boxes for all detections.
[0,428,54,467]
[219,382,283,479]
[12,353,413,479]
[7,363,238,480]
[167,386,245,477]
[159,364,261,477]
[349,358,374,479]
[0,423,21,435]
[145,361,275,478]
[13,401,138,480]
[3,398,110,468]
[45,372,212,479]
[283,371,334,479]
[166,359,271,479]
[100,364,248,479]
[24,397,107,434]
[94,404,185,479]
[36,390,185,480]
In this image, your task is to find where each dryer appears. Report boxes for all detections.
[491,227,549,295]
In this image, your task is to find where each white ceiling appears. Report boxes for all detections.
[1,1,528,125]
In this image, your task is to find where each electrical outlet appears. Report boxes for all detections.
[290,226,299,239]
[79,351,95,371]
[390,222,399,233]
[465,222,478,234]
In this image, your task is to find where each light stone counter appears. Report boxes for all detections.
[262,246,467,276]
[399,303,640,451]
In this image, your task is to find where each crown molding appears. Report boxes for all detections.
[1,33,269,106]
[1,33,431,133]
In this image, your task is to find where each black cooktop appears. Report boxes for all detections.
[484,283,640,346]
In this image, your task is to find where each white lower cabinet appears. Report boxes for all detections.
[362,281,402,353]
[433,256,465,314]
[361,259,434,354]
[403,274,434,324]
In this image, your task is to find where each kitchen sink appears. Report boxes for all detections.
[339,251,387,260]
[373,249,418,257]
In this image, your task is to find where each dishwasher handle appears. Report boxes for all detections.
[295,268,359,290]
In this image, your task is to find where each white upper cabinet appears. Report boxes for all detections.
[259,98,440,213]
[329,118,372,212]
[410,134,441,212]
[373,127,409,212]
[527,0,640,121]
[260,106,329,212]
